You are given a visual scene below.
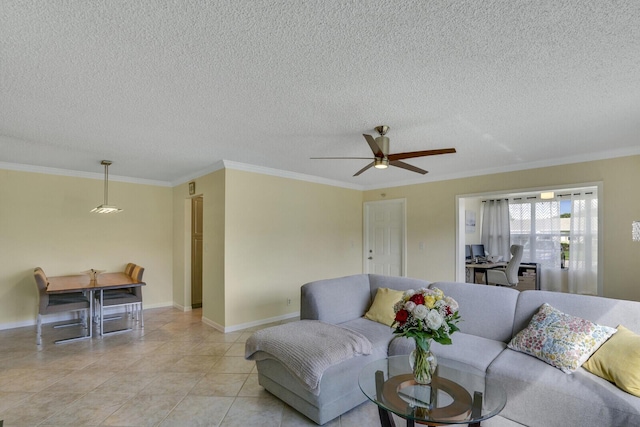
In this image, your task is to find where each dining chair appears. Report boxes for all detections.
[34,267,91,345]
[95,263,144,335]
[486,245,524,287]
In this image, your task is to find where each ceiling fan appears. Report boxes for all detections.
[312,125,456,176]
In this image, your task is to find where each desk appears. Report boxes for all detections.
[47,272,145,338]
[465,262,506,284]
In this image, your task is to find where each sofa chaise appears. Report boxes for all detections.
[247,274,640,426]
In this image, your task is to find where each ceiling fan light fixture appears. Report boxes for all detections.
[375,136,390,155]
[91,160,122,214]
[374,157,389,169]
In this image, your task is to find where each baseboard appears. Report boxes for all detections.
[0,304,296,333]
[202,311,300,333]
[172,302,192,312]
[0,302,174,331]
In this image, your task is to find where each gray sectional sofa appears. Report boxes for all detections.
[250,274,640,426]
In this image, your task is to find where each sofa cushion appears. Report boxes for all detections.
[508,303,616,374]
[511,290,640,339]
[429,281,519,343]
[487,348,640,427]
[368,274,430,302]
[583,325,640,397]
[388,332,507,372]
[300,274,371,324]
[364,287,405,326]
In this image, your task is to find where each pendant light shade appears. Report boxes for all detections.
[91,160,122,214]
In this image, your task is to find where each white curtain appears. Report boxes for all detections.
[481,199,511,260]
[509,199,562,291]
[568,192,598,295]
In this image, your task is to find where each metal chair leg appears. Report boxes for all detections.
[36,314,42,345]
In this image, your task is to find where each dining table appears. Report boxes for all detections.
[47,271,145,339]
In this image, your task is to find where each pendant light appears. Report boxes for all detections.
[91,160,122,214]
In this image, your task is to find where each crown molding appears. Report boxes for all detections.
[170,161,226,187]
[0,161,172,187]
[362,145,640,191]
[221,160,364,190]
[3,145,639,192]
[174,160,364,191]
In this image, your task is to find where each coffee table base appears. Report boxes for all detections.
[375,370,484,427]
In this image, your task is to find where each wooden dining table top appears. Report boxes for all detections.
[47,272,145,293]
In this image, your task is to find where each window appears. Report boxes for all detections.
[509,188,598,294]
[509,199,562,268]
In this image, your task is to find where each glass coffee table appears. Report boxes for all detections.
[359,355,507,426]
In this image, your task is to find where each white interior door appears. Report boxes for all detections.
[364,200,406,276]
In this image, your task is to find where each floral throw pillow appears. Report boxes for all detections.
[508,303,617,374]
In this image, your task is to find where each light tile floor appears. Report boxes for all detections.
[0,307,384,426]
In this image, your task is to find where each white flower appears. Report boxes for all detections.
[444,296,459,312]
[403,289,416,299]
[426,309,444,330]
[404,301,416,312]
[413,304,429,320]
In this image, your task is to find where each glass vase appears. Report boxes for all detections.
[410,338,437,385]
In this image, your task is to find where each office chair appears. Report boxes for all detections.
[34,267,91,345]
[486,245,524,287]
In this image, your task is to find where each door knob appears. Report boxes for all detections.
[368,257,373,260]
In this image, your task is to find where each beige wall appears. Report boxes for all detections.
[364,155,640,302]
[4,153,638,331]
[0,168,174,327]
[223,169,363,326]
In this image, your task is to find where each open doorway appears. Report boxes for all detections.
[191,196,203,308]
[456,184,602,295]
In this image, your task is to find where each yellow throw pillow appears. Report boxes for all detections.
[583,325,640,397]
[364,287,405,327]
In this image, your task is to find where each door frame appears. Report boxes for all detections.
[191,195,203,308]
[363,199,407,276]
[455,182,604,295]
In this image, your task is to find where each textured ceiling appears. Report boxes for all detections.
[2,1,639,188]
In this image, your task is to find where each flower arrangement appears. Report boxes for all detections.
[392,287,461,350]
[392,287,461,384]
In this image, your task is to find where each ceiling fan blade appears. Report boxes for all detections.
[353,162,375,176]
[363,134,383,157]
[390,160,428,175]
[310,157,374,160]
[388,148,456,161]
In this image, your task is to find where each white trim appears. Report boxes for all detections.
[596,182,604,297]
[363,146,640,191]
[0,161,171,186]
[363,198,407,276]
[171,161,226,186]
[172,160,364,190]
[0,302,173,331]
[220,160,364,190]
[172,302,192,312]
[202,312,300,334]
[4,145,639,192]
[455,182,604,295]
